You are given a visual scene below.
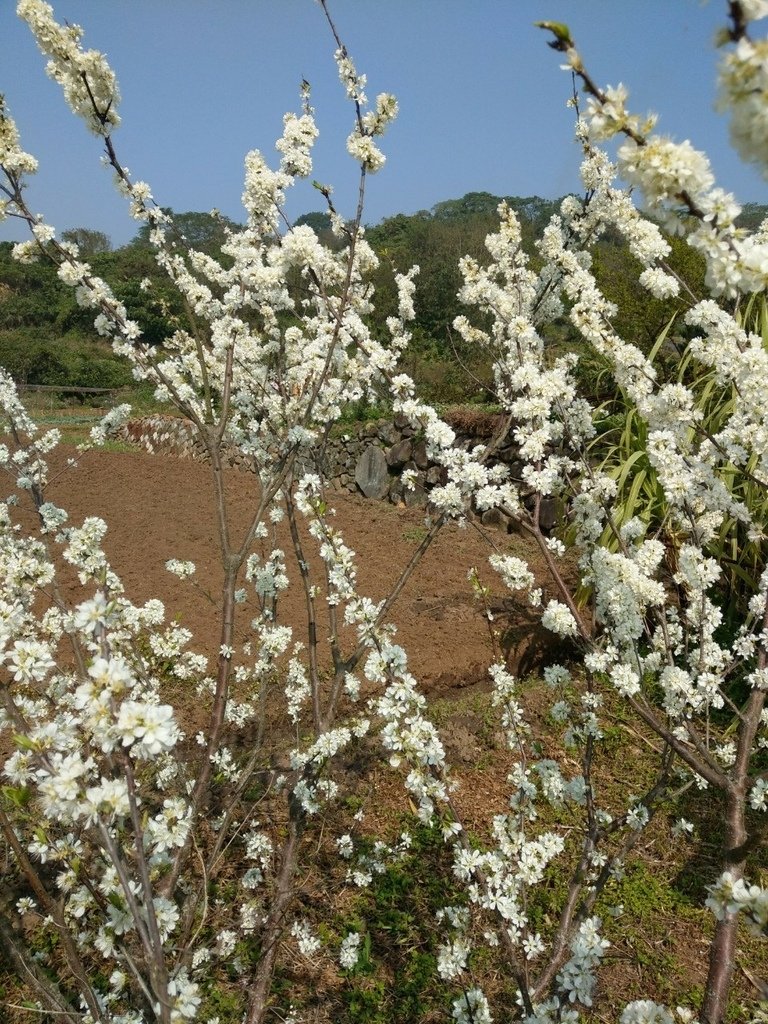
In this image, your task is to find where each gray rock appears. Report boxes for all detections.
[354,445,390,499]
[522,494,559,531]
[481,508,505,529]
[386,439,413,468]
[497,444,518,461]
[404,478,427,507]
[377,422,399,445]
[539,496,559,532]
[389,477,404,502]
[412,438,429,469]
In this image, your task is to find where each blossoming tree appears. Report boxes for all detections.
[1,1,767,1023]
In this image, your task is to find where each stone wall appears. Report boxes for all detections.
[119,409,558,532]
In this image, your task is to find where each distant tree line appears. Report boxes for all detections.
[0,196,761,403]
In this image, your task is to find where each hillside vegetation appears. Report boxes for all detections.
[2,193,746,406]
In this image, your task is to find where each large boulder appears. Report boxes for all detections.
[354,445,390,499]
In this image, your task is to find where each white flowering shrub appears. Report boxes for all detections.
[1,2,768,1023]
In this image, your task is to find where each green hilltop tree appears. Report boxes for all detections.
[131,208,243,255]
[61,226,112,257]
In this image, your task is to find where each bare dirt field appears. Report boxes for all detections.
[43,446,553,694]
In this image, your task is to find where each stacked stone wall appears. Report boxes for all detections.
[119,410,559,531]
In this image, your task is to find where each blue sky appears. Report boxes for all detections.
[1,1,766,248]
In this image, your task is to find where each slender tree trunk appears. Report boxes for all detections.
[245,817,302,1024]
[701,793,745,1024]
[701,684,765,1024]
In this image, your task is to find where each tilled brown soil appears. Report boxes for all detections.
[42,447,552,693]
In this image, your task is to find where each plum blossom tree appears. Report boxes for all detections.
[0,1,767,1023]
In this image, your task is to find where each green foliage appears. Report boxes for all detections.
[335,397,393,426]
[61,227,112,257]
[367,193,560,367]
[535,20,573,47]
[339,822,458,1024]
[295,210,333,232]
[430,192,560,234]
[0,329,133,389]
[607,861,697,920]
[431,191,503,220]
[0,196,741,409]
[0,232,188,383]
[0,243,64,331]
[587,304,768,622]
[130,208,243,255]
[591,232,706,352]
[735,202,768,232]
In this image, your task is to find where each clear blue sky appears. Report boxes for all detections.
[1,1,766,248]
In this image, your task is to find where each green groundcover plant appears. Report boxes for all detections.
[587,297,768,624]
[1,2,768,1023]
